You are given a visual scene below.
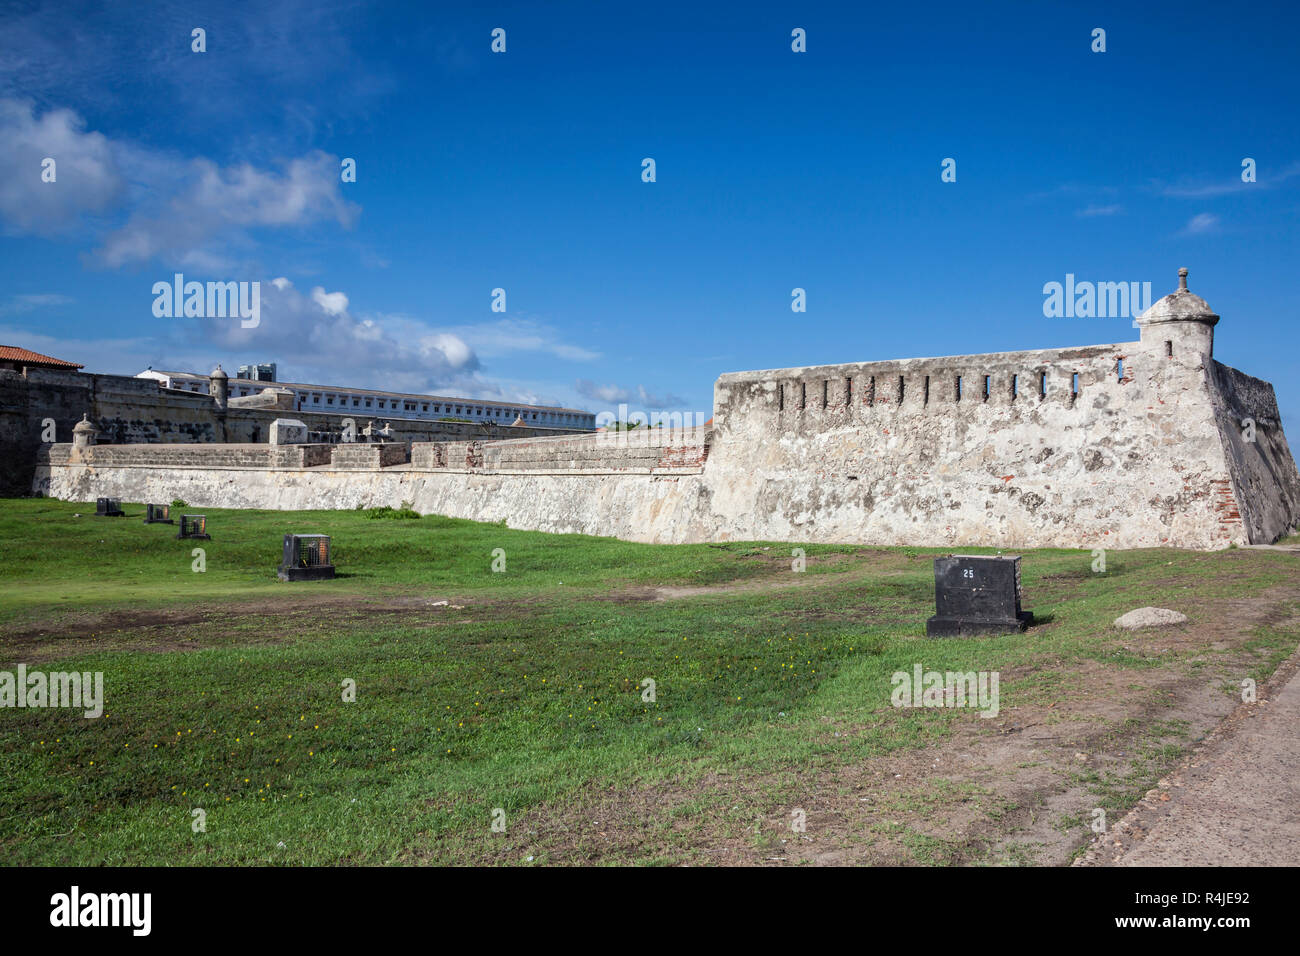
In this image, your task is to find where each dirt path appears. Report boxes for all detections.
[1076,645,1300,867]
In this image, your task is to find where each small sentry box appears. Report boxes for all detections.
[278,533,334,581]
[95,497,123,517]
[143,503,173,524]
[176,514,210,540]
[926,554,1034,637]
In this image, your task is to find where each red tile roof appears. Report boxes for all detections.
[0,345,83,369]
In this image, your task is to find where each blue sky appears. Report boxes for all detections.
[1,0,1298,424]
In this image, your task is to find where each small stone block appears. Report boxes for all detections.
[176,515,211,540]
[278,533,334,582]
[95,497,123,517]
[926,554,1034,637]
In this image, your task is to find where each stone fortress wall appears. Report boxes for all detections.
[410,429,711,474]
[0,365,581,495]
[706,343,1294,550]
[27,273,1300,550]
[34,428,716,543]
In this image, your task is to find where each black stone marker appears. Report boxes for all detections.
[143,503,174,524]
[278,533,335,581]
[95,497,123,517]
[926,554,1034,637]
[176,514,210,540]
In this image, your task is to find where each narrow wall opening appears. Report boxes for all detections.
[955,375,962,401]
[923,375,930,405]
[845,376,852,406]
[982,375,990,402]
[1011,374,1018,401]
[897,375,905,404]
[1039,371,1047,399]
[866,376,875,405]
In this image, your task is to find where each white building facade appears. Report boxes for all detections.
[136,369,596,429]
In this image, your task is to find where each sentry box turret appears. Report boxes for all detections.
[143,503,174,524]
[176,514,210,540]
[95,497,123,517]
[278,533,335,581]
[926,554,1034,637]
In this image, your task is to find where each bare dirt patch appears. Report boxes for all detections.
[0,594,477,666]
[0,550,878,664]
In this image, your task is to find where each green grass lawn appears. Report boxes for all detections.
[0,497,856,618]
[1,497,1296,865]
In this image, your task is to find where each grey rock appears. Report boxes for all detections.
[1114,607,1189,629]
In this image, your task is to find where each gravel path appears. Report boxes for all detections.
[1077,648,1300,866]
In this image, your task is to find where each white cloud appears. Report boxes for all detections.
[0,98,359,269]
[1181,212,1219,236]
[0,292,74,316]
[447,317,600,363]
[574,379,687,409]
[310,286,349,315]
[423,332,472,368]
[1160,162,1300,198]
[1076,204,1122,218]
[574,379,628,404]
[197,278,479,393]
[0,99,124,235]
[95,150,359,269]
[0,1,397,128]
[0,287,601,412]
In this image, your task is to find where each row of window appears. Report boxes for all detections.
[295,390,587,425]
[175,378,593,427]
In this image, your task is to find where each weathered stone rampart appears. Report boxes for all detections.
[330,442,410,469]
[410,429,710,474]
[704,341,1250,549]
[0,366,582,494]
[25,276,1300,550]
[40,442,336,471]
[1209,361,1300,544]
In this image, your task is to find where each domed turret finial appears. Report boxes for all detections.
[1136,267,1218,357]
[72,412,97,449]
[209,363,229,409]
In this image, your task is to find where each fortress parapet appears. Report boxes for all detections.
[28,270,1300,550]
